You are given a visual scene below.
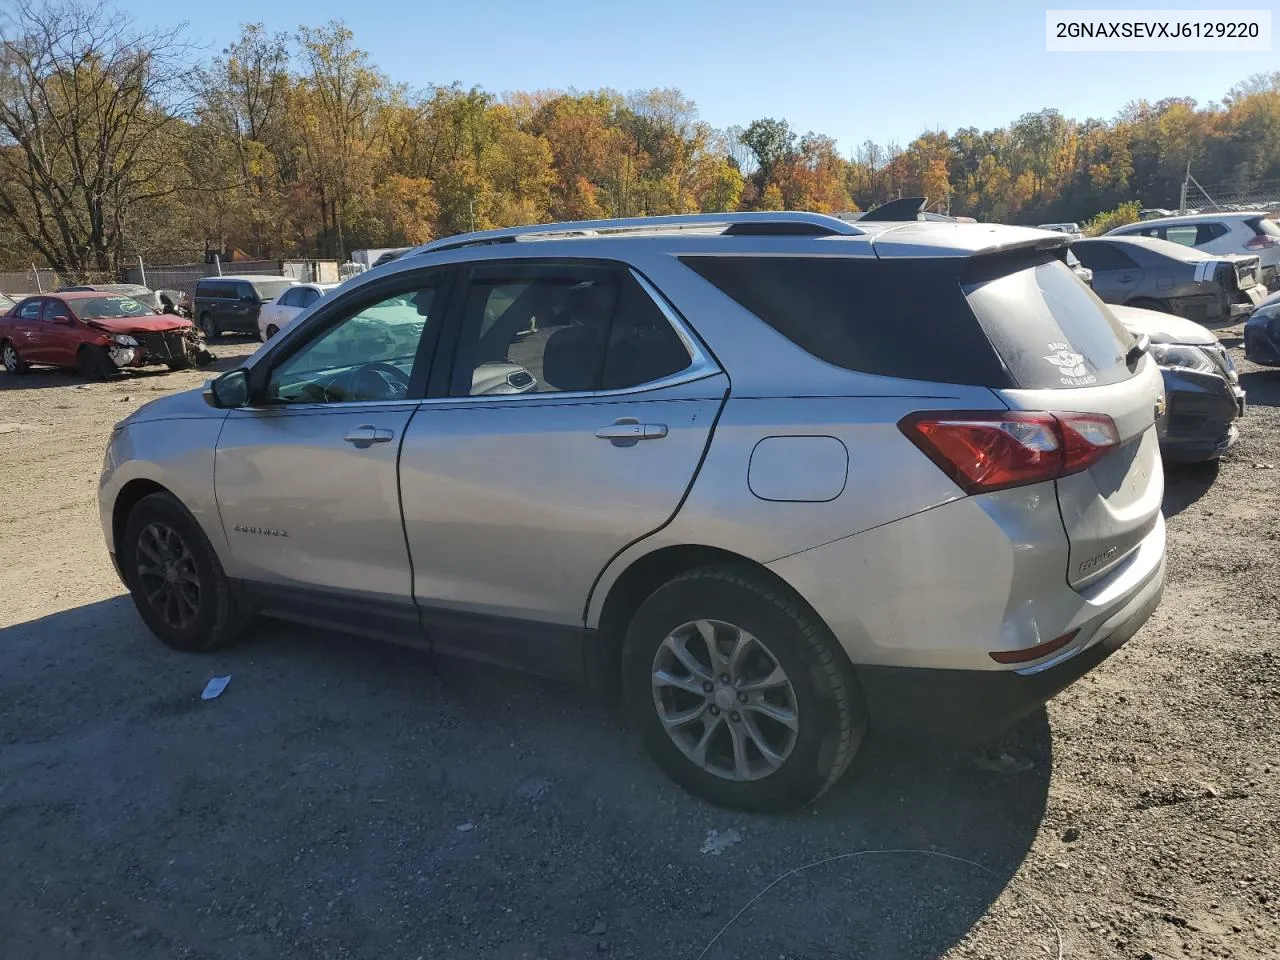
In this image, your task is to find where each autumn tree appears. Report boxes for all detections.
[0,0,195,271]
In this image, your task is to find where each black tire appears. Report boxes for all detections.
[167,354,195,371]
[76,344,115,380]
[1,339,29,374]
[265,324,279,340]
[198,312,220,339]
[119,492,252,652]
[622,563,867,812]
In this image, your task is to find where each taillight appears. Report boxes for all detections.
[1245,235,1280,249]
[899,410,1120,494]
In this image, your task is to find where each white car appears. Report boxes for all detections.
[1037,222,1084,241]
[257,283,340,341]
[1106,212,1280,291]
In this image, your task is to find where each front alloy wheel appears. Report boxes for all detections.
[134,521,202,630]
[652,619,799,781]
[2,341,26,374]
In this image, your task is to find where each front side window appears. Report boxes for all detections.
[453,263,691,397]
[267,280,441,405]
[15,299,42,320]
[296,288,321,308]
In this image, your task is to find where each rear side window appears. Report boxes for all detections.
[679,255,1008,386]
[1072,242,1139,271]
[198,281,229,299]
[1164,225,1199,247]
[16,299,42,319]
[964,261,1134,389]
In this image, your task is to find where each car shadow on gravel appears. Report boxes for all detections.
[1163,459,1222,516]
[1,598,1053,960]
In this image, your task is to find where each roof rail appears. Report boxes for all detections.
[408,211,864,255]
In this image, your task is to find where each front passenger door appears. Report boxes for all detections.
[214,268,451,640]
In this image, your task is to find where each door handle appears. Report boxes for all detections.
[595,421,668,443]
[343,425,395,448]
[1118,275,1136,284]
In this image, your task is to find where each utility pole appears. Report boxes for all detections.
[1179,162,1190,214]
[137,255,147,289]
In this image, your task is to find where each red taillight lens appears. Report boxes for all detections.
[1245,235,1280,249]
[899,410,1120,494]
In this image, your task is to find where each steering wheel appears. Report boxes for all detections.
[327,361,410,402]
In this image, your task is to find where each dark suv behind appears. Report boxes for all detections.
[193,275,297,338]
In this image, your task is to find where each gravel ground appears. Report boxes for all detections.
[1,329,1277,959]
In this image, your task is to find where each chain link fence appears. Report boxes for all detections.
[1,258,340,301]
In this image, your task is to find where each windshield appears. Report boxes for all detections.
[71,296,155,319]
[252,279,298,300]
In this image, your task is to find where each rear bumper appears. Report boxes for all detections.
[859,560,1164,742]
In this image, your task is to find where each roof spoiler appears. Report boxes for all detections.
[859,197,928,222]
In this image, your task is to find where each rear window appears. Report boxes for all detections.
[1247,217,1280,238]
[964,261,1135,389]
[682,254,1135,390]
[679,255,1009,386]
[1072,242,1139,270]
[251,279,297,300]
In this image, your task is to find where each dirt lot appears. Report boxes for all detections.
[1,329,1278,960]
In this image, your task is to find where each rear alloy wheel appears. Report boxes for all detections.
[623,564,867,812]
[121,492,251,651]
[652,619,801,781]
[1,340,28,374]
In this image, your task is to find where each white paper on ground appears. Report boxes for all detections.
[201,676,231,700]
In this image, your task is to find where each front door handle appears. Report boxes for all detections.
[343,425,395,448]
[595,420,668,444]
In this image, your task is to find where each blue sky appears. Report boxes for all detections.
[126,0,1279,147]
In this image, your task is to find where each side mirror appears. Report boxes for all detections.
[202,369,250,409]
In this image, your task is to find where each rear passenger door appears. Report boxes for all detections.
[398,260,728,678]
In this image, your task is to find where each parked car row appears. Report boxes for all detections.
[1105,211,1280,291]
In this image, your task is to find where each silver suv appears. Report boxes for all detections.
[99,213,1167,811]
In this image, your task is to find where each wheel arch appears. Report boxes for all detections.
[588,543,840,692]
[112,478,171,554]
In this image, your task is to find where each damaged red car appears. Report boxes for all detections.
[0,292,209,380]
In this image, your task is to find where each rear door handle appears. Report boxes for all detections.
[343,425,395,448]
[595,421,668,442]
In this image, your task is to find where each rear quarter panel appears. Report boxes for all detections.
[586,389,1002,628]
